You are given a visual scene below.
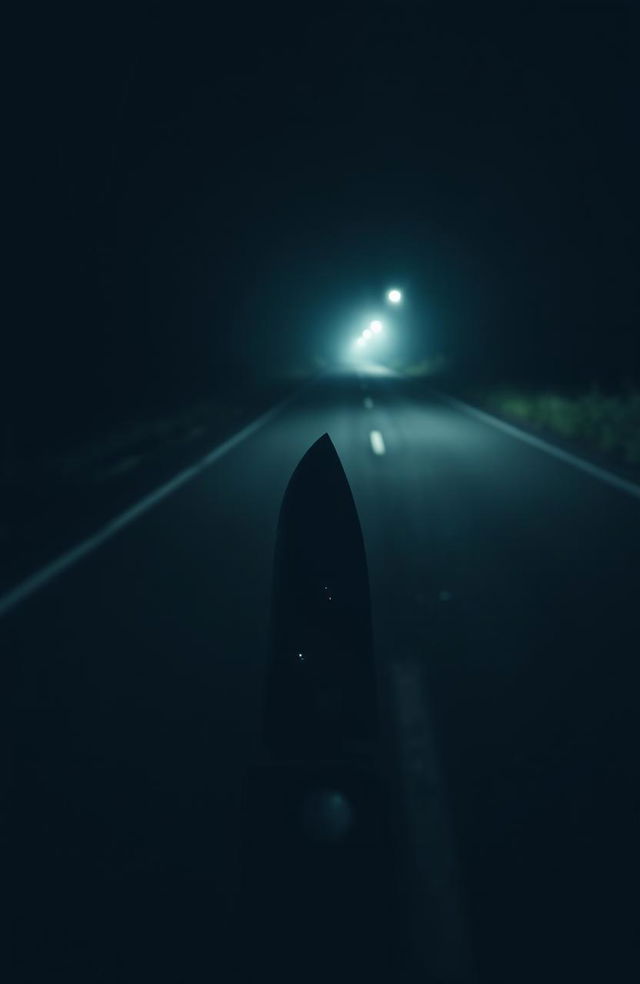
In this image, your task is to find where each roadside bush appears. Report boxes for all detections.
[488,387,640,467]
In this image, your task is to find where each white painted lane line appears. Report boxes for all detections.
[369,430,386,455]
[391,661,475,981]
[433,389,640,502]
[364,397,374,409]
[0,388,302,620]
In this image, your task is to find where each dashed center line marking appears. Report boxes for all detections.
[364,397,374,409]
[369,430,386,455]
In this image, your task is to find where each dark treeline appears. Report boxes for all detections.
[11,4,639,458]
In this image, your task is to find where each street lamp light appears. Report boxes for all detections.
[387,289,402,304]
[363,328,372,340]
[370,320,383,333]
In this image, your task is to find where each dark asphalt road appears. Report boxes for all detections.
[3,371,640,982]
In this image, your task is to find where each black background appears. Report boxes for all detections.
[12,2,640,449]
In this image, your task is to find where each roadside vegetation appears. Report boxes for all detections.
[2,399,239,487]
[482,386,640,467]
[0,382,290,585]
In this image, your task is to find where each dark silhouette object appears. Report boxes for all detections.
[237,435,397,981]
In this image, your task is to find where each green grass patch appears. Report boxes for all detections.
[485,387,640,466]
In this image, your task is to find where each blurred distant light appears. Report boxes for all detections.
[387,289,402,303]
[363,328,372,339]
[355,336,365,347]
[370,320,383,333]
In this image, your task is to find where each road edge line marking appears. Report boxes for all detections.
[0,387,302,619]
[433,389,640,501]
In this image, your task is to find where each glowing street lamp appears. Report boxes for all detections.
[370,320,383,333]
[387,289,402,304]
[363,327,373,339]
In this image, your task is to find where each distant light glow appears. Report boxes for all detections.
[363,328,372,339]
[387,289,402,303]
[301,788,355,842]
[355,336,365,347]
[370,320,383,333]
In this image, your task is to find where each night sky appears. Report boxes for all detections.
[16,3,640,451]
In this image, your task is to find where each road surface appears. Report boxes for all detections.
[3,370,639,982]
